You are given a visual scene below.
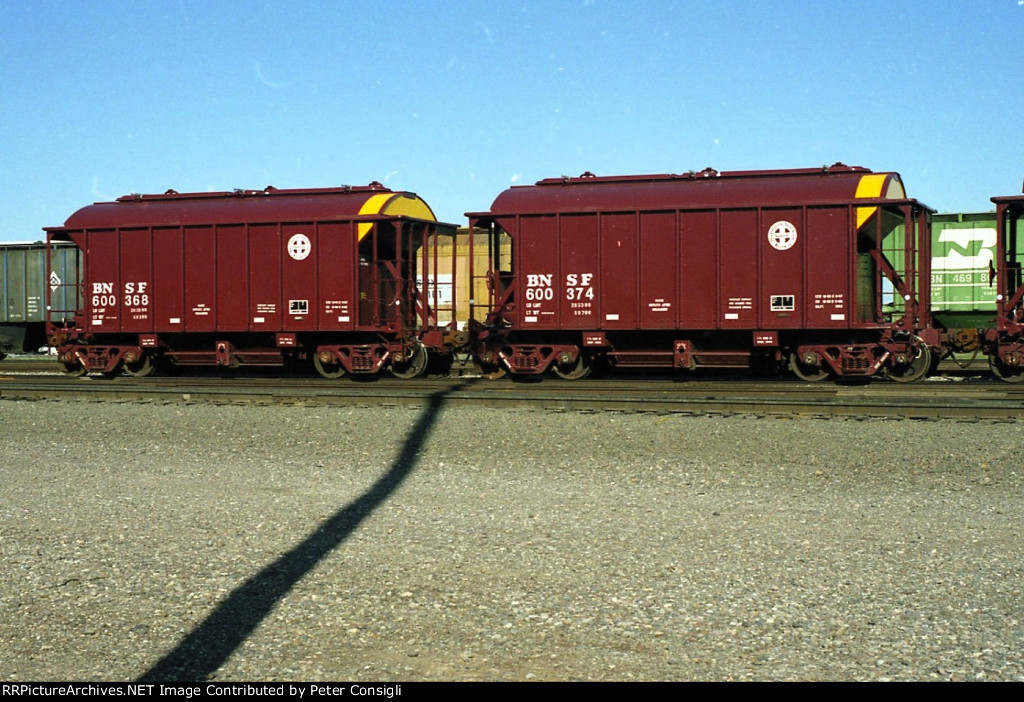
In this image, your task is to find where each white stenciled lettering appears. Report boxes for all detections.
[565,272,595,302]
[123,281,150,307]
[525,273,554,302]
[92,281,117,308]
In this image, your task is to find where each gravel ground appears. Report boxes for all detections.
[1,397,1022,682]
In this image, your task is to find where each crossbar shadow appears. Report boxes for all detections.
[138,387,457,681]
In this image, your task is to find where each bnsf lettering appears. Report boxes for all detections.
[124,281,150,307]
[565,273,593,286]
[565,272,595,302]
[525,273,554,302]
[91,281,116,308]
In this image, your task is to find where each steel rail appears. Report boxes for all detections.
[1,372,1022,420]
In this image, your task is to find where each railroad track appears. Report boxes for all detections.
[1,357,1021,419]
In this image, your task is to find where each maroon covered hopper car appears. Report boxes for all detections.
[45,184,459,378]
[467,164,937,381]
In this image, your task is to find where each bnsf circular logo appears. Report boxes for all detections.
[287,233,312,260]
[767,220,797,251]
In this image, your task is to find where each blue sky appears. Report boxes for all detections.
[2,1,1022,241]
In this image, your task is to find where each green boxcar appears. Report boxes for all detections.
[929,212,998,330]
[883,212,1000,330]
[0,242,80,356]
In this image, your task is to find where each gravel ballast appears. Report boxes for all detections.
[1,398,1022,681]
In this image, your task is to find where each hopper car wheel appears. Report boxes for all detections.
[390,341,428,379]
[125,354,155,378]
[473,357,507,380]
[313,353,346,379]
[887,342,932,383]
[553,354,591,380]
[61,361,87,377]
[788,353,829,382]
[989,355,1024,383]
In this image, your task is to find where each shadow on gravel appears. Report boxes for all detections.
[137,387,458,682]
